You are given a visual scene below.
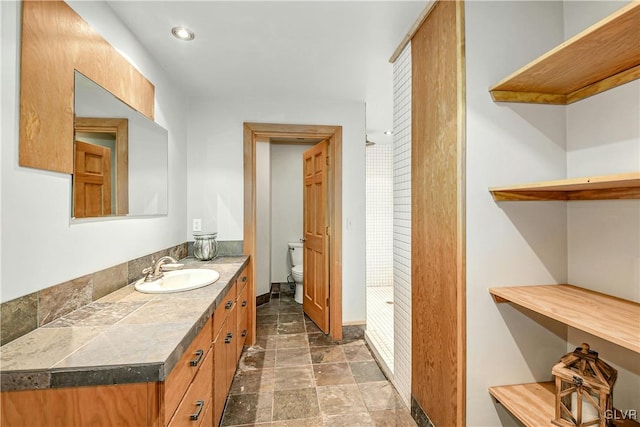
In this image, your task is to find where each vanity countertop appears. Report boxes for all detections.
[0,256,249,392]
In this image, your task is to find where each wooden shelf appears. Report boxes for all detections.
[489,2,640,105]
[489,172,640,201]
[490,382,640,427]
[489,285,640,353]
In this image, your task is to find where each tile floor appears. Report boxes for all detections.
[220,290,416,426]
[365,286,394,373]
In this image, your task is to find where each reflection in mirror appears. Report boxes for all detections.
[73,71,168,219]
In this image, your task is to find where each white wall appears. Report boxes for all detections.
[465,2,570,425]
[392,41,412,407]
[564,0,639,413]
[270,143,310,285]
[1,1,188,302]
[255,141,271,297]
[187,98,366,323]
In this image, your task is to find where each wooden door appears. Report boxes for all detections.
[302,140,330,333]
[73,140,112,218]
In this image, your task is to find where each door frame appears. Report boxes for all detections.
[75,117,129,215]
[243,122,343,341]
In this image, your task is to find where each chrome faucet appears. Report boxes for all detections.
[142,256,182,282]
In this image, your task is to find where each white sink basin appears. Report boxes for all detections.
[134,269,220,294]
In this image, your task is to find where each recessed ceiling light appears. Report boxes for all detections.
[384,130,394,135]
[171,26,195,41]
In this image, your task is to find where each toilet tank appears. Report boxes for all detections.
[287,242,303,266]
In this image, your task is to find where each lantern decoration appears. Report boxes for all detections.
[552,343,617,427]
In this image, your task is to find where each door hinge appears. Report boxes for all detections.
[326,156,329,166]
[326,226,330,236]
[326,297,329,307]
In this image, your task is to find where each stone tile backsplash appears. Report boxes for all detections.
[0,242,188,346]
[38,274,93,326]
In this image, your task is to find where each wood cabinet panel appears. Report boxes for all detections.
[213,327,228,427]
[168,348,213,427]
[165,318,212,423]
[411,1,466,426]
[213,282,236,338]
[19,0,154,174]
[0,382,160,427]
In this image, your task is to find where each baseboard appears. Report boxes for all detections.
[256,293,270,306]
[411,396,435,427]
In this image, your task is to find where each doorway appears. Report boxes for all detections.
[243,123,343,342]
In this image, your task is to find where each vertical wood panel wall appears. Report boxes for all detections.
[19,0,154,174]
[411,1,466,425]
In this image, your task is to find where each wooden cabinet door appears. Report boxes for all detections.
[167,349,212,427]
[225,303,238,387]
[213,325,228,427]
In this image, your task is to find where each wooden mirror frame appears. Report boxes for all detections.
[19,0,154,174]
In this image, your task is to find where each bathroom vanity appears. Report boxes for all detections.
[0,256,251,427]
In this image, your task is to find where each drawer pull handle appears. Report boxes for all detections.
[242,300,247,307]
[190,349,204,367]
[242,329,247,337]
[190,400,205,421]
[225,301,233,309]
[225,332,233,343]
[241,276,247,282]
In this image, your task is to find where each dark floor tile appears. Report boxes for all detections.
[257,305,280,316]
[310,346,345,364]
[253,336,277,351]
[221,392,273,426]
[316,384,367,416]
[239,348,276,370]
[369,409,417,426]
[257,324,278,336]
[274,366,314,390]
[307,333,337,347]
[271,417,322,426]
[272,388,319,421]
[230,369,275,394]
[339,325,365,343]
[256,314,278,326]
[312,362,355,386]
[341,343,374,362]
[358,381,403,411]
[349,361,386,383]
[304,321,322,334]
[322,412,372,426]
[278,313,304,324]
[278,304,303,314]
[277,321,306,335]
[275,348,311,367]
[276,333,309,349]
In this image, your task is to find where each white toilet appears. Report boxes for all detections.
[287,242,304,304]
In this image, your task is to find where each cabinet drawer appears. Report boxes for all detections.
[165,318,212,423]
[168,348,213,427]
[236,306,248,358]
[213,283,236,338]
[235,267,249,298]
[237,283,249,318]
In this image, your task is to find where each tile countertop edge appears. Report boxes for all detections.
[0,256,250,392]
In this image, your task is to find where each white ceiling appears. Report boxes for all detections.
[106,1,426,144]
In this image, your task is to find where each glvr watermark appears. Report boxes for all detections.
[604,409,637,421]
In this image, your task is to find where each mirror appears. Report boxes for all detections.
[73,71,168,219]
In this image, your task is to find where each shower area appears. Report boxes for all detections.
[365,141,394,373]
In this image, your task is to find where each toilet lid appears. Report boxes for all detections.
[292,265,303,275]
